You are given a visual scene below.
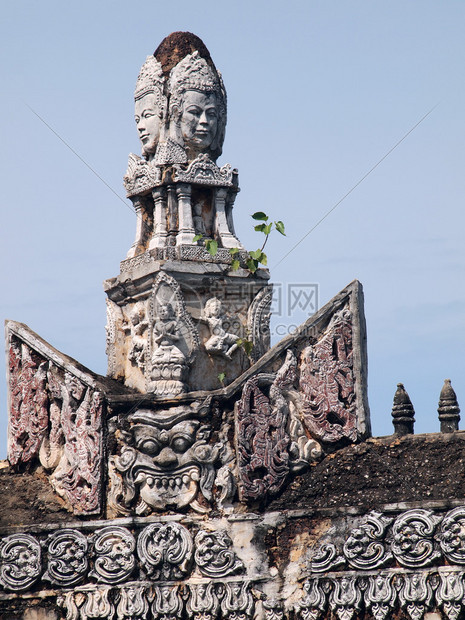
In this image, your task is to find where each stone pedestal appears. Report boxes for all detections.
[104,253,271,393]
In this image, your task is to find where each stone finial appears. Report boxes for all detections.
[391,383,415,436]
[154,31,215,77]
[438,379,460,433]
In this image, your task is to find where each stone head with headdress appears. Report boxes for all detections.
[134,55,166,160]
[167,51,227,162]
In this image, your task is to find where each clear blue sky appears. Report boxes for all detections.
[1,1,465,456]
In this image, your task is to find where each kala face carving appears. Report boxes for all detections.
[112,406,220,514]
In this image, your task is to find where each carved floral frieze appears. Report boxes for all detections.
[0,522,244,593]
[310,507,465,574]
[57,580,255,620]
[294,573,462,620]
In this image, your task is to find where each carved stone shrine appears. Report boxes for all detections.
[2,30,463,620]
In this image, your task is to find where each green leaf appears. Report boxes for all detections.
[205,239,218,256]
[246,258,258,272]
[218,372,226,384]
[237,339,253,356]
[229,247,239,255]
[263,223,273,235]
[275,220,286,235]
[252,211,268,221]
[259,252,268,266]
[193,234,203,243]
[254,223,267,233]
[231,259,240,271]
[249,249,262,260]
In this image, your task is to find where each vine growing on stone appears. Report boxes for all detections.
[193,211,286,272]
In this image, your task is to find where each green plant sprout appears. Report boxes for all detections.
[195,212,285,364]
[193,211,285,273]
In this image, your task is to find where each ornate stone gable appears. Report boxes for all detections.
[0,32,385,620]
[5,321,125,516]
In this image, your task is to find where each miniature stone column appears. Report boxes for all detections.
[391,383,415,435]
[176,183,196,245]
[126,196,151,258]
[214,187,241,249]
[149,187,168,249]
[438,379,460,433]
[226,187,241,240]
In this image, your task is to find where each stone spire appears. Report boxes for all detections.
[105,32,270,396]
[438,378,460,433]
[391,382,415,435]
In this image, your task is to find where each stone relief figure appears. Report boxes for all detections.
[124,302,149,371]
[150,302,187,395]
[201,297,239,360]
[236,350,323,502]
[109,403,221,515]
[236,351,296,502]
[7,339,49,466]
[48,372,103,515]
[167,51,227,163]
[6,332,104,515]
[148,273,199,395]
[298,307,358,443]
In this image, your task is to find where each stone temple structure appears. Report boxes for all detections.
[1,31,464,620]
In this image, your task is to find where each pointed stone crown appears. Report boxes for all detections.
[134,55,166,109]
[168,51,226,117]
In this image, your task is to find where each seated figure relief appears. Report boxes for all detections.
[201,297,239,360]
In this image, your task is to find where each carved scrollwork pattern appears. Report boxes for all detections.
[137,522,193,579]
[392,509,441,567]
[92,526,136,584]
[194,530,244,578]
[398,572,434,620]
[220,581,254,620]
[310,543,345,573]
[0,533,41,591]
[295,579,326,620]
[116,584,150,619]
[435,572,465,620]
[187,582,221,620]
[364,574,397,620]
[151,584,183,620]
[343,511,392,569]
[438,507,465,564]
[43,529,88,586]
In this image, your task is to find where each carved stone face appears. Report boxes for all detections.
[135,93,161,158]
[121,412,218,511]
[180,90,218,154]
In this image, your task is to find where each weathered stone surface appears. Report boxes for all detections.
[268,431,465,512]
[8,30,457,620]
[5,321,128,516]
[104,267,269,393]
